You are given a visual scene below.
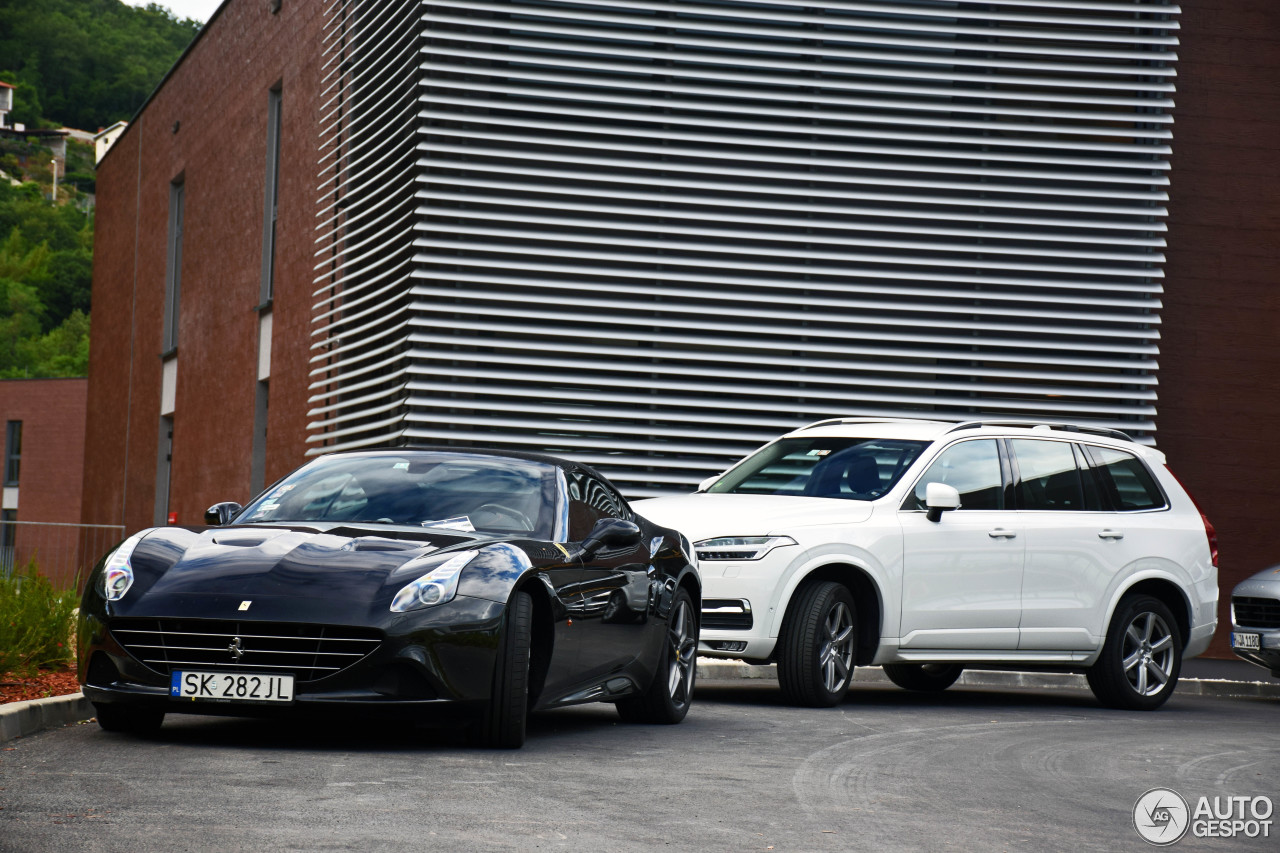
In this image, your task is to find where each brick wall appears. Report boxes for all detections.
[1159,0,1280,655]
[82,0,324,534]
[0,378,88,585]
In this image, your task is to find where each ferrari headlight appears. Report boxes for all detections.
[390,550,479,612]
[695,535,797,561]
[100,532,146,601]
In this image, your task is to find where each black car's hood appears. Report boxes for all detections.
[123,524,481,608]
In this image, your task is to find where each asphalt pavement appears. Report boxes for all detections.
[2,676,1276,852]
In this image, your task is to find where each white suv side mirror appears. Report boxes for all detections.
[697,475,721,493]
[924,482,961,523]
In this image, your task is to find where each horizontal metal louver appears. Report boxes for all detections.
[311,0,1178,496]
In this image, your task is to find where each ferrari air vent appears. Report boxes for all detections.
[110,619,383,683]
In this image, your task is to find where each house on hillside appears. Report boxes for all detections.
[93,121,127,165]
[0,81,12,129]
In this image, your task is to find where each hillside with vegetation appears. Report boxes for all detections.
[0,0,200,378]
[0,0,201,132]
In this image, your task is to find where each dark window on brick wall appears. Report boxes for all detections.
[261,86,282,304]
[163,180,185,352]
[4,420,20,486]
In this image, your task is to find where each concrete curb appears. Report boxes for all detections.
[695,659,1280,698]
[0,692,94,744]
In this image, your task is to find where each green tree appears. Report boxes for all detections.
[0,183,94,377]
[0,0,200,131]
[0,0,192,379]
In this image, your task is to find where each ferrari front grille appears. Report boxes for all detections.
[110,618,383,683]
[1233,597,1280,630]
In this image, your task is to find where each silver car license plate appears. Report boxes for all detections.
[1231,632,1261,651]
[170,671,295,703]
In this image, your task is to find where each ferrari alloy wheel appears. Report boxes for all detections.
[617,588,698,724]
[882,663,964,692]
[1087,594,1182,711]
[475,590,533,748]
[778,581,856,707]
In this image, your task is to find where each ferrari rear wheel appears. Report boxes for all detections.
[94,703,165,735]
[616,588,698,724]
[475,590,532,748]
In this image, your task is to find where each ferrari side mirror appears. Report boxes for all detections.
[580,518,642,558]
[204,501,243,526]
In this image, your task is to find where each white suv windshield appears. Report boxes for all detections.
[708,437,930,500]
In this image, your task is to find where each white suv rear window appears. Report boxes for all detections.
[1088,446,1167,511]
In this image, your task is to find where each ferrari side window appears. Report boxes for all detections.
[582,474,630,520]
[567,471,631,539]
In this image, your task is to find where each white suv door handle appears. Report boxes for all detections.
[1098,529,1125,540]
[987,528,1017,539]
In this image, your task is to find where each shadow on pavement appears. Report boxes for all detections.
[102,702,629,752]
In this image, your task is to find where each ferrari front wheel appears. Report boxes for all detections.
[475,590,533,748]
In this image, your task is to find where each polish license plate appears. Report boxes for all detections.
[1231,632,1261,651]
[171,671,295,703]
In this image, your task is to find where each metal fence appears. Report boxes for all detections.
[0,520,126,589]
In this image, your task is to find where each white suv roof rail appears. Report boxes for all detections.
[796,416,957,431]
[946,420,1135,443]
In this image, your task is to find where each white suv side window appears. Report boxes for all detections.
[1087,446,1168,511]
[1010,439,1097,511]
[906,439,1004,511]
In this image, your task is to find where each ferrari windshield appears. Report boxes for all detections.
[237,452,561,539]
[707,436,930,500]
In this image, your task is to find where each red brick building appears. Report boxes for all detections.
[83,0,322,534]
[83,0,1279,658]
[0,378,90,586]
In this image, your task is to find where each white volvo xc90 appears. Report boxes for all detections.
[638,418,1218,711]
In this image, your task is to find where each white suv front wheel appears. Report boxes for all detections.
[1086,594,1183,711]
[778,581,857,707]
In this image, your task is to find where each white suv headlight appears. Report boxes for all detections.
[390,550,478,612]
[696,536,797,561]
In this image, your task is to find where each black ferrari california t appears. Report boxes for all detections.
[78,448,701,747]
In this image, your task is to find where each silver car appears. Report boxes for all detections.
[1230,566,1280,678]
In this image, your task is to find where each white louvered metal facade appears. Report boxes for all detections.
[312,0,1179,495]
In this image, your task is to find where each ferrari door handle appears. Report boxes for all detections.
[987,528,1017,539]
[1098,529,1125,540]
